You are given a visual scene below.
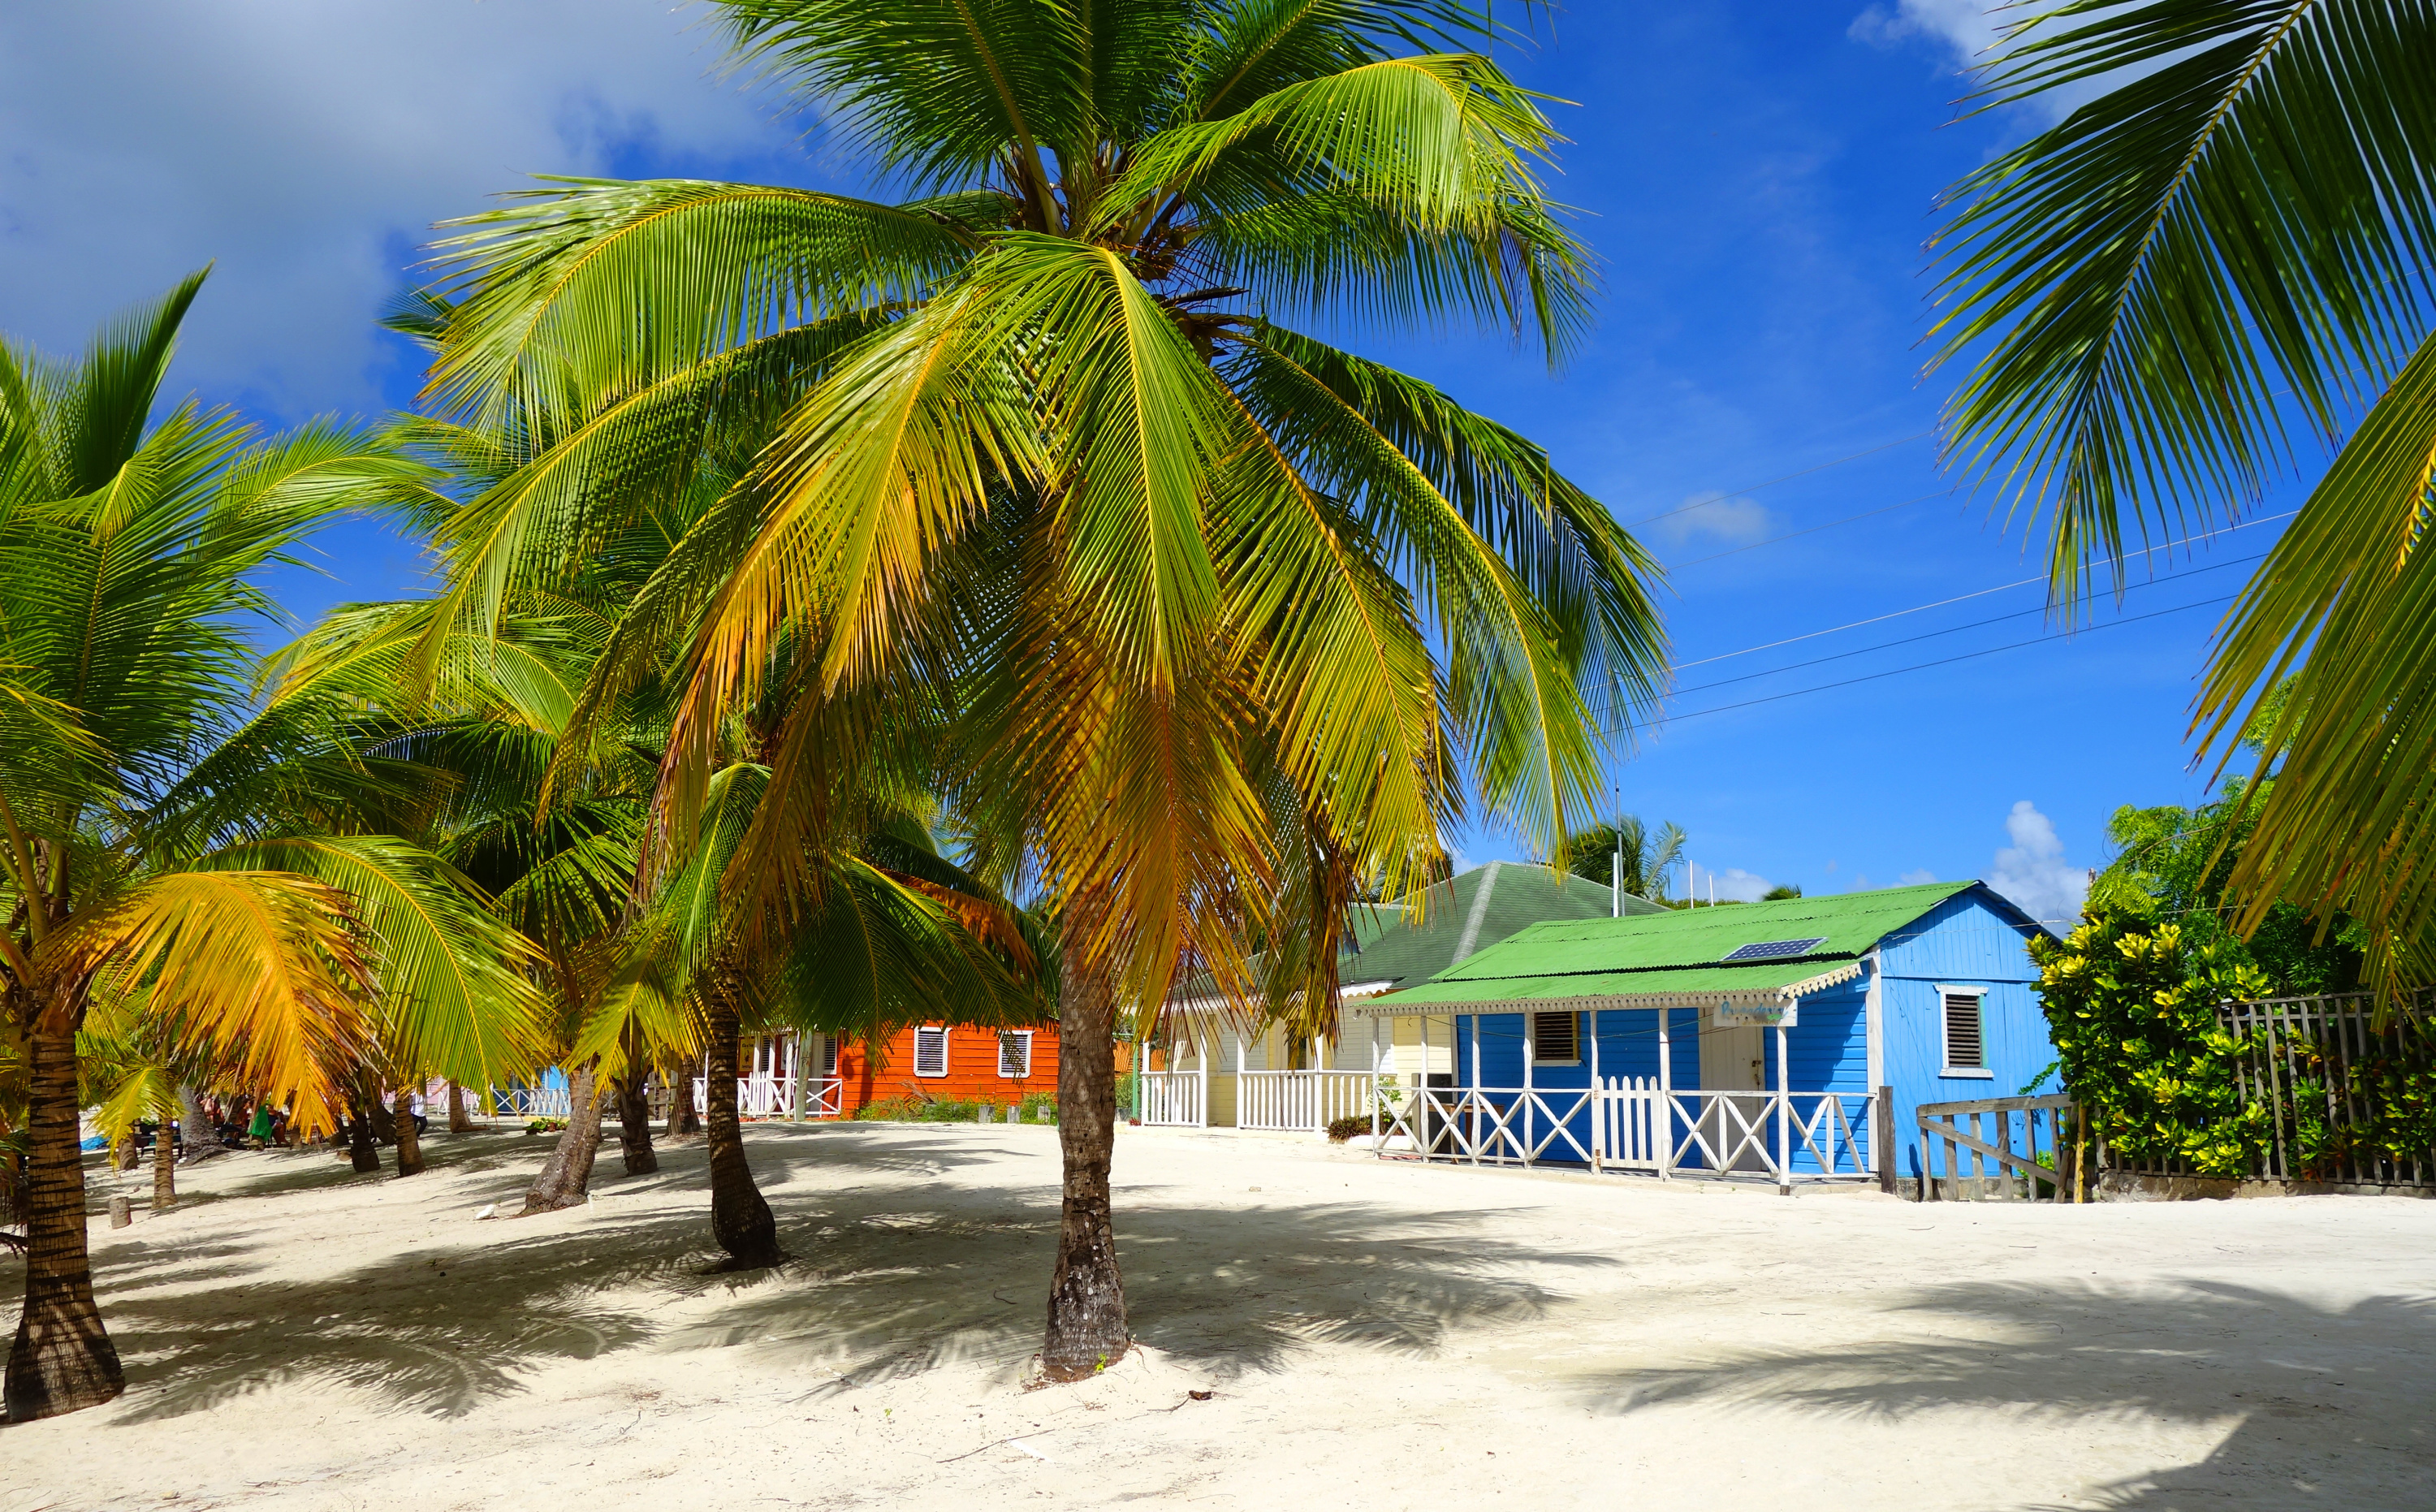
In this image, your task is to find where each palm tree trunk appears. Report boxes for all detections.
[362,1075,397,1146]
[343,1085,382,1173]
[447,1082,475,1134]
[666,1065,700,1138]
[1041,949,1127,1380]
[519,1063,606,1214]
[704,997,779,1267]
[392,1082,425,1177]
[4,1020,126,1420]
[615,1075,659,1177]
[176,1084,223,1165]
[150,1114,175,1211]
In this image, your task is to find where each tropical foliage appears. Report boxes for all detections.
[0,276,549,1419]
[1933,0,2436,996]
[408,0,1665,1375]
[1559,814,1687,902]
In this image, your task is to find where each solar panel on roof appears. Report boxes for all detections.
[1720,936,1828,962]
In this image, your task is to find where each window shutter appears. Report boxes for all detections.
[914,1026,948,1077]
[1531,1011,1579,1064]
[1942,993,1985,1069]
[819,1035,839,1077]
[997,1030,1032,1078]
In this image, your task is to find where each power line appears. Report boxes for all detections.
[1601,592,2236,736]
[1622,430,1933,529]
[1635,551,2265,708]
[1669,508,2300,672]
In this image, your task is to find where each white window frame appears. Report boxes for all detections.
[1530,1010,1581,1067]
[914,1025,950,1078]
[996,1030,1034,1079]
[1937,985,1993,1078]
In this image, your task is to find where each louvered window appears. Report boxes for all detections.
[818,1035,839,1076]
[1531,1011,1579,1065]
[1942,991,1985,1071]
[997,1030,1033,1078]
[914,1026,949,1078]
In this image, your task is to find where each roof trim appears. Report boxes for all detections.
[1346,959,1865,1016]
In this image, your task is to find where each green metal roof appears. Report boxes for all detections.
[1375,880,1976,1010]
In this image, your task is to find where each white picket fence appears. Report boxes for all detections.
[1237,1069,1375,1132]
[1380,1078,1876,1185]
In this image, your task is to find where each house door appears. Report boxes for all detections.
[1697,1020,1769,1171]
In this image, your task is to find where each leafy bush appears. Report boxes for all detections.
[1326,1113,1376,1143]
[850,1094,1058,1125]
[2032,913,2273,1176]
[524,1117,568,1136]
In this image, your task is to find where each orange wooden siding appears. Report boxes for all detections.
[836,1023,1060,1112]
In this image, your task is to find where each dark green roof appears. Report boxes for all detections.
[1341,862,1665,991]
[1380,880,1977,1009]
[1169,862,1663,1006]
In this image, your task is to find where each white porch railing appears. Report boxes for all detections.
[1381,1081,1876,1185]
[490,1085,570,1118]
[1237,1069,1375,1132]
[691,1075,844,1118]
[1138,1070,1206,1127]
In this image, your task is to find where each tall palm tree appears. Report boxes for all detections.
[1932,1,2436,992]
[416,0,1665,1376]
[0,277,547,1419]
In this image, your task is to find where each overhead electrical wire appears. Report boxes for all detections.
[1599,593,2238,737]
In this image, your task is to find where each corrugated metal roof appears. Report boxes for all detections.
[1373,880,1976,1011]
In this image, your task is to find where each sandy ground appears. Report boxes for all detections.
[4,1121,2433,1512]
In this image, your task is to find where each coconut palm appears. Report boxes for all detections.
[0,276,549,1419]
[414,0,1665,1375]
[1931,1,2436,992]
[1560,814,1686,902]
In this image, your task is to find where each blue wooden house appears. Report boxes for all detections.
[1355,880,2053,1189]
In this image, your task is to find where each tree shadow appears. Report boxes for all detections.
[1584,1278,2436,1509]
[90,1131,1607,1422]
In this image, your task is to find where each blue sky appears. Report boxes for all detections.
[0,2,2303,925]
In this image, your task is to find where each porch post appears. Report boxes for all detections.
[1468,1013,1482,1167]
[1774,1019,1792,1196]
[1589,1008,1602,1173]
[1196,1019,1209,1129]
[1369,1014,1382,1153]
[1656,1006,1673,1182]
[1521,1010,1535,1168]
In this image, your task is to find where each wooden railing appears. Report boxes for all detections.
[1915,1093,2085,1203]
[1138,1070,1206,1127]
[1381,1082,1876,1186]
[1237,1070,1374,1132]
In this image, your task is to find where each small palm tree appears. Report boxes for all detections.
[1561,815,1687,903]
[417,1,1665,1374]
[0,277,547,1419]
[1932,1,2436,992]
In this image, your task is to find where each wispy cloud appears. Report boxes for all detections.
[1651,490,1773,549]
[1688,863,1774,904]
[1898,867,1937,885]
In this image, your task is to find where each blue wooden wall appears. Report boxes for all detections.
[1877,886,2051,1182]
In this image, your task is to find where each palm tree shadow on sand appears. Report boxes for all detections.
[90,1129,1608,1419]
[1585,1277,2436,1509]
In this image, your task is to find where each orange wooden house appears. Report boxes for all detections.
[728,1022,1075,1117]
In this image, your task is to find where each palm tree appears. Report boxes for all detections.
[0,277,547,1419]
[1932,1,2436,993]
[415,0,1665,1376]
[1560,815,1687,902]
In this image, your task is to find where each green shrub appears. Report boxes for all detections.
[1326,1113,1374,1143]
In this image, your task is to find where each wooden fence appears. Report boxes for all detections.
[1915,1093,2088,1203]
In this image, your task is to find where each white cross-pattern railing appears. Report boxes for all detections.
[692,1075,844,1118]
[1381,1080,1876,1184]
[1138,1070,1206,1127]
[489,1085,571,1118]
[1237,1069,1376,1132]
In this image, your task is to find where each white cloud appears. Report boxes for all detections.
[1652,490,1772,549]
[0,2,788,417]
[1988,800,2088,924]
[1898,867,1937,885]
[1688,862,1773,904]
[1849,0,2006,65]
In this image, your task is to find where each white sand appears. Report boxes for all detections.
[7,1121,2434,1510]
